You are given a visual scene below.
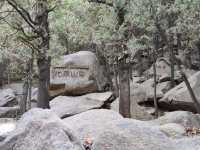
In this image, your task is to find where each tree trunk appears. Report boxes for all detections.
[27,55,34,110]
[0,63,3,88]
[169,34,175,88]
[153,30,160,117]
[153,61,158,117]
[37,58,50,108]
[113,64,119,97]
[33,0,50,108]
[21,62,30,114]
[118,59,131,118]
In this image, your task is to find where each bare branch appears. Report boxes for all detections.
[0,9,14,21]
[6,0,36,31]
[47,5,57,13]
[18,36,40,53]
[88,0,113,7]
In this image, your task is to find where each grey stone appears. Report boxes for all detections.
[110,98,155,120]
[0,106,20,118]
[0,108,83,150]
[63,109,123,142]
[131,79,167,104]
[159,123,186,138]
[152,111,200,128]
[0,89,17,107]
[145,57,196,82]
[50,92,113,118]
[160,71,200,111]
[50,51,109,96]
[64,109,199,150]
[91,119,176,150]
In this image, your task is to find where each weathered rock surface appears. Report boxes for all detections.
[50,92,113,118]
[159,123,186,138]
[50,51,109,96]
[132,79,167,104]
[91,119,176,150]
[111,98,155,120]
[63,109,123,142]
[0,89,17,107]
[1,109,200,150]
[0,118,16,140]
[152,111,200,128]
[63,109,200,150]
[160,71,200,112]
[0,108,83,150]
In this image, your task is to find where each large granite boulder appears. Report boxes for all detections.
[145,58,175,79]
[63,109,200,150]
[160,71,200,112]
[63,109,123,142]
[131,79,167,104]
[0,108,83,150]
[0,89,17,107]
[145,57,196,83]
[50,92,113,118]
[50,51,109,96]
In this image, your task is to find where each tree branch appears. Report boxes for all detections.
[88,0,113,7]
[6,0,36,31]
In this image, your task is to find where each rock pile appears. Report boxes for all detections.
[2,109,200,150]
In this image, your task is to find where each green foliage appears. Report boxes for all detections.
[1,0,200,79]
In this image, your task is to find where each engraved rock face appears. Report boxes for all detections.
[50,51,109,96]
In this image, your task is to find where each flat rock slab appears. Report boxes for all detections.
[0,106,20,118]
[50,92,113,118]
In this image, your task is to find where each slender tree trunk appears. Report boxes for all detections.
[153,61,158,117]
[153,30,160,117]
[21,81,28,114]
[169,34,175,88]
[21,62,30,114]
[118,59,131,118]
[113,64,119,97]
[195,41,200,69]
[0,63,3,88]
[27,53,34,110]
